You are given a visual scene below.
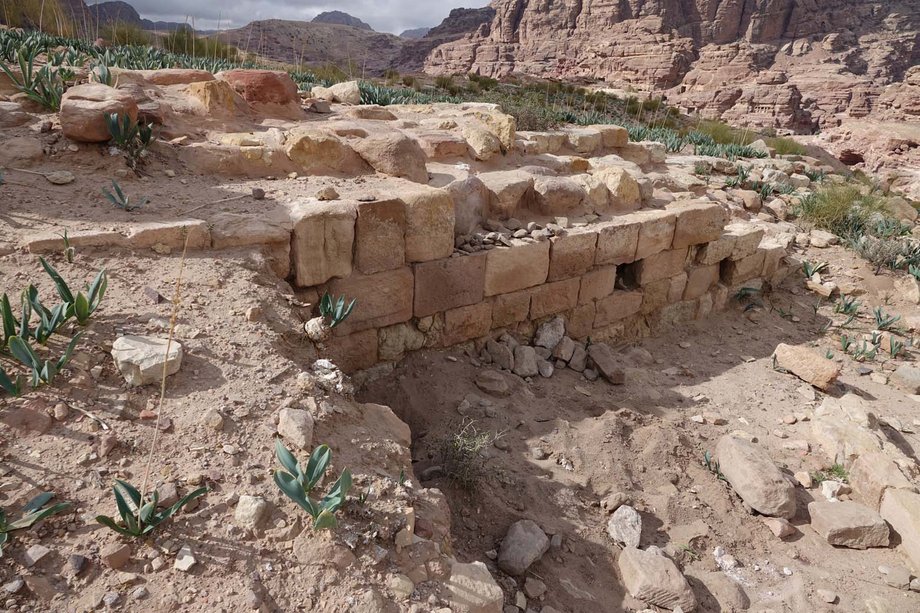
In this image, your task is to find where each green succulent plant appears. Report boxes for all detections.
[273,440,352,530]
[96,479,207,538]
[39,257,108,325]
[0,492,70,557]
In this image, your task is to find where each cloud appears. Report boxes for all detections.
[94,0,491,34]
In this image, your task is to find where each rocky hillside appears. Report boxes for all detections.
[311,10,372,31]
[88,1,189,31]
[396,6,495,72]
[423,0,919,132]
[218,19,404,73]
[400,27,431,40]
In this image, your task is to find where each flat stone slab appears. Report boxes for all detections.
[809,501,890,549]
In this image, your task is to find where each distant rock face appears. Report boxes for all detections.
[423,0,919,134]
[397,7,496,72]
[311,11,373,31]
[400,27,431,40]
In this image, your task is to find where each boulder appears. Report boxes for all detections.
[512,346,539,378]
[277,408,314,450]
[216,69,299,105]
[880,489,920,571]
[587,343,626,384]
[533,317,565,351]
[446,561,503,613]
[111,336,182,387]
[607,505,642,548]
[312,80,361,105]
[773,343,840,390]
[497,519,549,576]
[715,435,796,518]
[352,132,428,183]
[618,547,697,611]
[60,83,138,143]
[808,501,889,549]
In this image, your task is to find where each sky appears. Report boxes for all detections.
[89,0,492,34]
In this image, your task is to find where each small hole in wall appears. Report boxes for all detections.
[616,262,640,290]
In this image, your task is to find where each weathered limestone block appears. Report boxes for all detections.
[579,266,616,304]
[726,223,765,260]
[532,176,585,215]
[696,233,737,265]
[595,291,643,328]
[185,79,250,117]
[589,124,629,148]
[530,278,580,319]
[484,241,550,296]
[290,200,356,287]
[378,323,426,362]
[354,198,406,274]
[478,171,535,219]
[285,128,369,175]
[352,132,429,183]
[443,302,492,345]
[618,547,697,612]
[774,343,840,390]
[327,268,414,335]
[325,328,377,373]
[637,248,689,285]
[491,290,531,328]
[565,127,603,154]
[668,200,728,249]
[210,211,292,278]
[127,220,210,250]
[634,209,677,260]
[715,435,796,518]
[595,217,640,265]
[880,489,920,571]
[721,251,765,286]
[592,166,641,212]
[850,452,918,509]
[548,231,598,281]
[809,501,889,549]
[683,264,720,300]
[414,253,486,317]
[398,185,455,263]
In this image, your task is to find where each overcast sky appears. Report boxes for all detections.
[89,0,491,34]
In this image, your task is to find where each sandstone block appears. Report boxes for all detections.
[325,328,377,373]
[595,217,640,265]
[353,132,429,183]
[491,290,531,328]
[414,253,486,317]
[637,248,688,285]
[61,83,138,143]
[721,251,765,286]
[446,561,503,613]
[774,343,840,390]
[579,266,616,304]
[443,302,492,346]
[880,489,920,571]
[327,268,414,335]
[565,128,602,154]
[618,547,697,611]
[378,323,426,361]
[634,209,677,260]
[726,223,765,260]
[484,241,550,296]
[111,336,182,387]
[290,200,356,287]
[716,435,796,518]
[548,231,598,281]
[808,501,889,549]
[399,185,455,263]
[592,167,641,212]
[851,452,918,509]
[532,176,585,215]
[285,128,368,175]
[668,200,728,249]
[530,278,579,320]
[684,264,720,300]
[354,198,406,274]
[696,234,737,265]
[127,220,210,250]
[568,302,595,339]
[478,171,534,219]
[589,124,629,148]
[595,291,643,328]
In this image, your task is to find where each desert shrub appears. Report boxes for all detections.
[693,119,753,145]
[439,419,500,488]
[99,21,151,47]
[468,72,498,90]
[767,136,807,156]
[383,68,400,84]
[794,184,888,238]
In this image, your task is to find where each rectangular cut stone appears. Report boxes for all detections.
[634,209,676,260]
[484,240,550,296]
[641,274,686,314]
[399,185,455,262]
[721,251,765,286]
[589,124,629,148]
[26,229,127,253]
[637,248,689,285]
[414,253,486,317]
[128,220,210,250]
[548,231,598,281]
[850,452,918,510]
[579,266,616,304]
[667,200,727,249]
[491,290,531,328]
[696,234,737,265]
[684,264,720,300]
[210,211,292,277]
[567,302,595,339]
[760,240,786,279]
[595,291,643,327]
[595,217,640,265]
[808,501,889,549]
[530,278,580,319]
[880,489,920,570]
[657,299,700,328]
[290,200,356,287]
[327,267,413,335]
[443,302,492,345]
[325,328,378,373]
[355,198,406,274]
[726,223,765,261]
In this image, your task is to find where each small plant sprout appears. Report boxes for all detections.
[59,229,75,263]
[802,260,829,279]
[0,366,24,397]
[105,112,154,168]
[8,334,82,388]
[834,295,860,316]
[812,464,849,484]
[824,349,834,360]
[304,292,357,344]
[40,257,108,325]
[273,440,353,529]
[96,480,207,538]
[873,307,901,332]
[890,338,905,359]
[103,180,148,211]
[840,334,853,352]
[703,451,727,482]
[910,264,920,281]
[0,492,70,556]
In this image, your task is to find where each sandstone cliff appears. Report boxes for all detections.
[423,0,919,133]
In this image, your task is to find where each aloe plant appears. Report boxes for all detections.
[102,180,147,212]
[96,480,207,538]
[0,493,70,557]
[304,292,357,343]
[273,440,352,529]
[25,286,69,344]
[8,334,81,388]
[0,366,24,397]
[105,113,154,168]
[39,257,107,325]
